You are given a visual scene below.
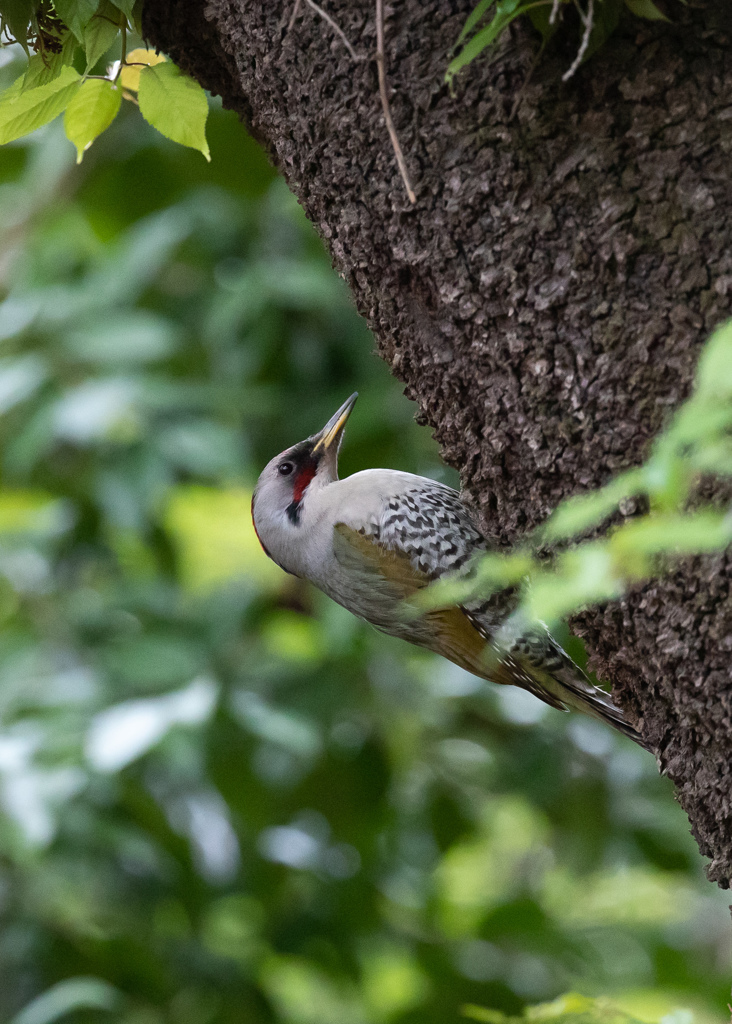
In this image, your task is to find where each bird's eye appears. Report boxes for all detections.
[278,462,294,476]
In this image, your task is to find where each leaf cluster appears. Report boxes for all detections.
[0,0,209,159]
[447,0,682,86]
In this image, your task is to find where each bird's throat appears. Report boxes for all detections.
[286,461,318,524]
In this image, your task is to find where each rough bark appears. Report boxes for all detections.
[143,0,732,886]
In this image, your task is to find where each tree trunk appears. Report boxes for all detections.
[143,0,732,887]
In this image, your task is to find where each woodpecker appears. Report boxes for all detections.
[252,394,648,748]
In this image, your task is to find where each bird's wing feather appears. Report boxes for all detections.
[333,522,507,683]
[333,522,426,597]
[373,483,486,578]
[334,503,648,746]
[513,628,648,742]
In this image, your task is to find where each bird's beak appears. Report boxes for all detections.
[312,393,358,453]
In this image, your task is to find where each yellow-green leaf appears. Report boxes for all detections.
[446,0,530,85]
[82,0,123,69]
[138,61,210,160]
[119,47,166,92]
[695,318,732,399]
[455,0,495,46]
[21,35,78,91]
[0,66,81,145]
[63,77,121,163]
[541,468,644,543]
[52,0,100,40]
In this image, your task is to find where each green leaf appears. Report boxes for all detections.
[664,398,732,449]
[464,1008,506,1024]
[82,0,123,69]
[455,0,496,46]
[138,61,210,160]
[526,3,558,44]
[446,1,531,84]
[130,0,143,34]
[611,511,732,560]
[694,318,732,399]
[526,544,622,623]
[642,449,691,511]
[524,508,732,627]
[584,0,623,62]
[624,0,670,20]
[63,77,121,162]
[415,550,533,611]
[689,438,732,477]
[0,73,27,106]
[0,66,81,146]
[52,0,100,40]
[109,0,136,16]
[541,469,644,543]
[1,0,34,51]
[21,35,78,91]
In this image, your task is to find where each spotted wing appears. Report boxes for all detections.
[332,518,570,711]
[370,484,487,578]
[335,487,648,747]
[370,484,520,635]
[376,487,645,740]
[332,522,497,680]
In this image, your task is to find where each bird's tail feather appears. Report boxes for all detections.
[475,615,651,751]
[542,663,650,750]
[520,644,651,751]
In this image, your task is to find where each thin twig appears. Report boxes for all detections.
[549,0,561,25]
[562,0,593,81]
[113,19,126,83]
[287,0,303,32]
[375,0,416,204]
[304,0,361,60]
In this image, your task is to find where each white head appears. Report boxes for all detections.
[251,393,358,569]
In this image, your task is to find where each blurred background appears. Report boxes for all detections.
[0,50,729,1024]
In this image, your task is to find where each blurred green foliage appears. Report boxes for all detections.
[0,45,729,1024]
[464,992,686,1024]
[0,3,211,160]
